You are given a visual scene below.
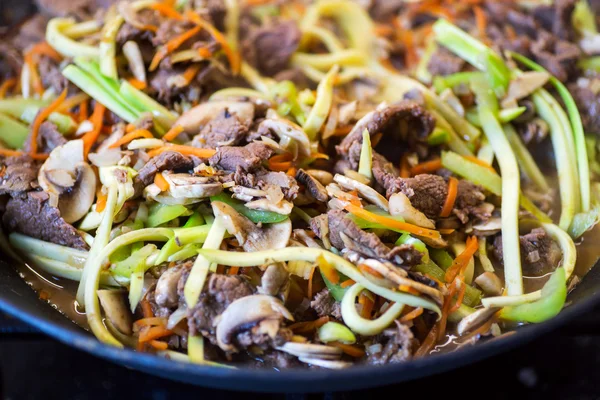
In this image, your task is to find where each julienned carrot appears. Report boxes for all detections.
[149,340,169,350]
[437,278,459,341]
[317,254,339,284]
[439,228,455,235]
[399,154,411,178]
[329,342,366,358]
[140,299,154,318]
[138,325,173,343]
[464,155,496,172]
[269,160,293,171]
[444,236,479,283]
[147,144,216,159]
[440,176,458,217]
[0,149,24,158]
[79,100,89,122]
[82,103,106,157]
[399,285,420,295]
[197,47,212,58]
[399,307,424,323]
[96,192,108,212]
[127,77,147,90]
[358,264,384,279]
[182,64,202,84]
[228,266,240,275]
[29,89,68,156]
[358,291,374,319]
[149,2,185,20]
[109,129,154,148]
[340,279,356,288]
[414,323,438,358]
[56,92,89,113]
[28,42,62,62]
[150,25,202,71]
[154,172,170,191]
[344,203,442,240]
[286,166,297,177]
[474,5,488,41]
[307,263,317,299]
[410,159,442,175]
[134,317,168,327]
[449,278,467,313]
[162,125,184,142]
[0,78,17,99]
[288,316,329,333]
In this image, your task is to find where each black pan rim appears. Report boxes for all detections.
[1,266,599,393]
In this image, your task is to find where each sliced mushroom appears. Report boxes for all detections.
[245,198,294,215]
[306,169,334,186]
[298,357,352,369]
[155,265,188,308]
[277,342,343,360]
[389,192,435,229]
[215,294,294,352]
[334,174,389,211]
[456,306,499,336]
[212,201,292,252]
[258,263,290,299]
[38,139,97,223]
[472,218,502,236]
[97,289,133,335]
[501,71,550,108]
[474,272,503,296]
[293,229,323,249]
[176,101,255,134]
[258,109,312,157]
[162,172,223,199]
[296,169,328,202]
[326,183,362,204]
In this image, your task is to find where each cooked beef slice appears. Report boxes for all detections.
[241,21,301,77]
[368,323,415,365]
[336,102,435,169]
[313,210,423,267]
[310,289,342,320]
[530,31,581,82]
[22,121,67,154]
[134,151,194,194]
[11,15,49,51]
[568,84,600,136]
[493,228,563,275]
[0,156,39,197]
[533,0,577,41]
[183,272,254,342]
[191,109,249,148]
[37,55,69,94]
[233,324,293,352]
[295,169,328,202]
[368,0,404,22]
[427,47,466,76]
[35,0,115,18]
[234,167,299,201]
[209,142,273,172]
[3,191,88,249]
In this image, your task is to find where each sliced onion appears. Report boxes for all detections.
[167,307,188,329]
[123,41,147,84]
[76,120,94,136]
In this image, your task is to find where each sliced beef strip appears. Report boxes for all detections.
[182,272,254,343]
[368,322,415,365]
[209,142,274,173]
[493,228,563,275]
[22,121,67,154]
[258,350,303,369]
[533,0,577,41]
[234,167,299,201]
[134,151,194,194]
[530,31,581,83]
[192,109,249,149]
[35,0,116,19]
[336,102,436,169]
[0,156,40,198]
[37,55,69,94]
[241,21,301,77]
[233,324,293,353]
[3,191,88,249]
[568,84,600,136]
[427,47,466,76]
[313,210,423,267]
[368,0,404,22]
[310,289,342,320]
[295,169,328,202]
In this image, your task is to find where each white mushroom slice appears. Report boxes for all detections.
[389,192,435,229]
[472,218,502,236]
[334,174,389,211]
[88,148,122,167]
[97,290,133,336]
[259,109,312,157]
[474,272,503,296]
[501,71,550,108]
[298,357,352,369]
[165,173,215,185]
[161,173,223,199]
[231,186,267,198]
[328,197,347,211]
[155,266,188,308]
[215,294,293,352]
[344,169,371,185]
[338,101,357,125]
[306,169,334,186]
[258,263,290,299]
[176,101,255,134]
[245,198,294,215]
[45,169,76,188]
[277,342,342,360]
[127,138,164,150]
[59,162,97,224]
[326,183,361,204]
[39,139,84,195]
[457,307,499,336]
[580,35,600,55]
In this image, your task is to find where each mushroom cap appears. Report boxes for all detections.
[59,162,97,223]
[215,294,293,352]
[97,289,133,336]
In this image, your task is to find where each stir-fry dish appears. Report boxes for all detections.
[1,0,600,369]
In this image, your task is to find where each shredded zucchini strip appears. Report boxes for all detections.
[341,284,404,336]
[504,124,550,192]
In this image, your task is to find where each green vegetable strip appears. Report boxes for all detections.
[414,260,481,307]
[21,106,77,134]
[569,206,600,239]
[473,79,523,296]
[414,37,436,84]
[0,113,30,149]
[99,7,124,79]
[428,109,472,156]
[358,129,373,180]
[210,193,287,224]
[0,98,49,117]
[510,52,590,212]
[119,81,177,130]
[504,124,550,192]
[29,255,121,286]
[531,91,578,229]
[303,64,338,140]
[9,232,87,267]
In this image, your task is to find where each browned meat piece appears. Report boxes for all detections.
[273,68,310,88]
[568,84,600,136]
[336,102,435,169]
[209,142,273,172]
[241,21,301,76]
[533,0,577,41]
[152,19,197,47]
[259,350,303,369]
[205,0,226,30]
[315,210,423,267]
[22,122,67,154]
[182,272,254,343]
[368,322,415,365]
[530,31,581,82]
[192,109,249,148]
[295,169,328,202]
[134,151,194,194]
[3,191,88,249]
[311,289,342,320]
[234,325,293,352]
[427,47,466,76]
[116,10,157,45]
[37,56,69,94]
[0,156,40,198]
[493,228,563,276]
[35,0,116,18]
[234,167,299,201]
[369,0,404,22]
[11,15,49,51]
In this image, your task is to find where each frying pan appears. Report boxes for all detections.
[2,1,600,393]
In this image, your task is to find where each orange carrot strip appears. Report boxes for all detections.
[329,342,366,358]
[440,176,458,217]
[449,279,467,313]
[317,254,339,284]
[197,47,212,58]
[269,152,293,162]
[474,5,487,40]
[344,203,442,240]
[268,160,293,172]
[307,263,317,299]
[399,307,424,323]
[138,325,173,343]
[149,340,169,350]
[182,63,202,84]
[289,316,329,334]
[147,144,216,158]
[410,159,442,175]
[0,78,17,99]
[358,291,374,319]
[464,155,496,172]
[414,323,438,357]
[286,166,297,177]
[28,42,62,62]
[134,317,168,327]
[127,77,147,90]
[358,264,384,279]
[81,103,106,157]
[154,172,170,191]
[96,192,108,212]
[444,236,479,283]
[149,2,185,20]
[162,125,185,142]
[109,129,154,148]
[439,228,455,235]
[141,299,154,318]
[0,149,44,158]
[340,279,356,288]
[78,100,89,122]
[29,89,68,156]
[228,266,240,275]
[149,26,202,71]
[125,123,136,133]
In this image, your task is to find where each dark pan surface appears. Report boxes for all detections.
[1,255,599,393]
